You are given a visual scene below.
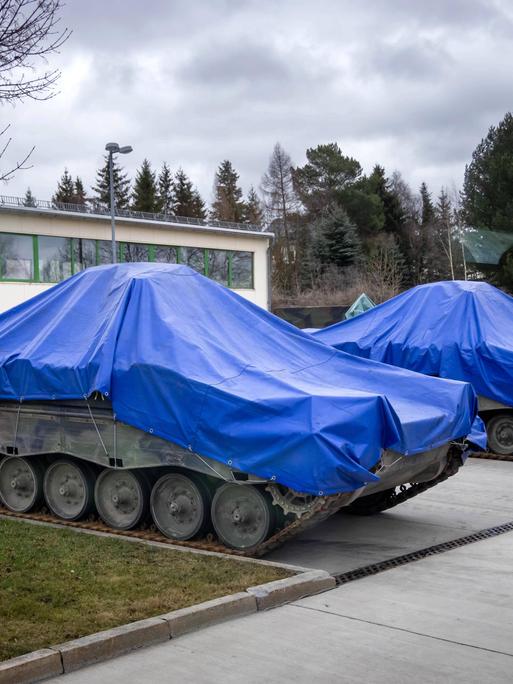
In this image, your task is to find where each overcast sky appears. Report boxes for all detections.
[2,0,513,205]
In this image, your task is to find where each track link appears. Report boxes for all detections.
[0,491,350,558]
[347,448,464,516]
[470,451,513,462]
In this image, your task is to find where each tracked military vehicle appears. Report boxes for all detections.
[314,280,511,455]
[0,265,479,554]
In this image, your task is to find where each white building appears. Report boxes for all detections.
[0,196,272,313]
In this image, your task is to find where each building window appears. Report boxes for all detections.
[0,232,255,290]
[121,242,150,262]
[38,236,72,283]
[182,246,205,274]
[231,251,253,288]
[0,233,34,280]
[154,245,178,263]
[73,238,97,272]
[207,249,229,285]
[97,240,113,264]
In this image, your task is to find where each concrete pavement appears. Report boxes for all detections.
[268,457,513,573]
[45,459,513,683]
[46,529,513,683]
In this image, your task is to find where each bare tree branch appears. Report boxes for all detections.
[0,2,69,181]
[0,123,34,181]
[0,0,71,102]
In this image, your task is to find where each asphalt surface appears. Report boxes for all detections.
[46,458,513,683]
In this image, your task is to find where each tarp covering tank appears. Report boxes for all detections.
[313,280,513,409]
[0,264,478,495]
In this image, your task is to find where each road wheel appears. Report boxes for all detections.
[94,468,149,530]
[487,414,513,455]
[211,483,275,551]
[44,459,96,521]
[0,456,44,513]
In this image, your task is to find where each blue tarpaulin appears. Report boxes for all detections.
[313,280,513,411]
[0,265,478,494]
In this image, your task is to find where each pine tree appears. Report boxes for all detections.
[92,155,131,209]
[314,204,362,269]
[292,143,362,215]
[131,159,159,212]
[436,187,455,280]
[173,168,205,218]
[211,160,244,222]
[368,165,405,234]
[242,187,263,225]
[74,177,86,205]
[53,168,75,204]
[420,182,435,226]
[157,163,174,214]
[462,112,513,231]
[23,187,36,207]
[191,189,207,219]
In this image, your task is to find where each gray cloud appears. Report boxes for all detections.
[2,0,513,205]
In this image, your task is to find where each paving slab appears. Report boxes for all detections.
[294,531,513,656]
[268,458,513,573]
[45,532,513,683]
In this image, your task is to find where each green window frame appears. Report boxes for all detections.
[0,232,36,282]
[0,232,255,291]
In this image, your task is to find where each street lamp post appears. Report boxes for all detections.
[105,142,133,263]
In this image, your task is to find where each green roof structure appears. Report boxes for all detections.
[462,228,513,267]
[345,293,375,319]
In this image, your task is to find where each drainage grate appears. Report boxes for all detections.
[333,521,513,585]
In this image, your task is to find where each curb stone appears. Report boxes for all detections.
[247,570,336,610]
[161,591,257,637]
[56,617,170,674]
[1,572,336,682]
[0,649,63,684]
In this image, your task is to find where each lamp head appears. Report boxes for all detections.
[105,142,120,153]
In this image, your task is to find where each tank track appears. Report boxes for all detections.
[0,490,350,558]
[470,451,513,462]
[0,449,477,555]
[346,447,465,516]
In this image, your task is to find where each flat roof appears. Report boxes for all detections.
[0,195,273,241]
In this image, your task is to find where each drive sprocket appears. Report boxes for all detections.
[266,483,317,517]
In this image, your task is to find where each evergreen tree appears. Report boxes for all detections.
[242,187,263,225]
[292,143,384,245]
[173,168,205,218]
[436,187,455,280]
[53,168,75,204]
[157,162,174,214]
[436,188,452,226]
[462,112,513,231]
[314,204,362,269]
[420,182,435,226]
[191,189,207,219]
[131,159,159,212]
[292,143,362,214]
[92,155,131,209]
[211,160,244,222]
[74,177,86,205]
[368,165,405,234]
[23,187,36,207]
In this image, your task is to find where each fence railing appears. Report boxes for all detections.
[0,194,266,234]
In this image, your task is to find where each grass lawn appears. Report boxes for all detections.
[0,518,291,661]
